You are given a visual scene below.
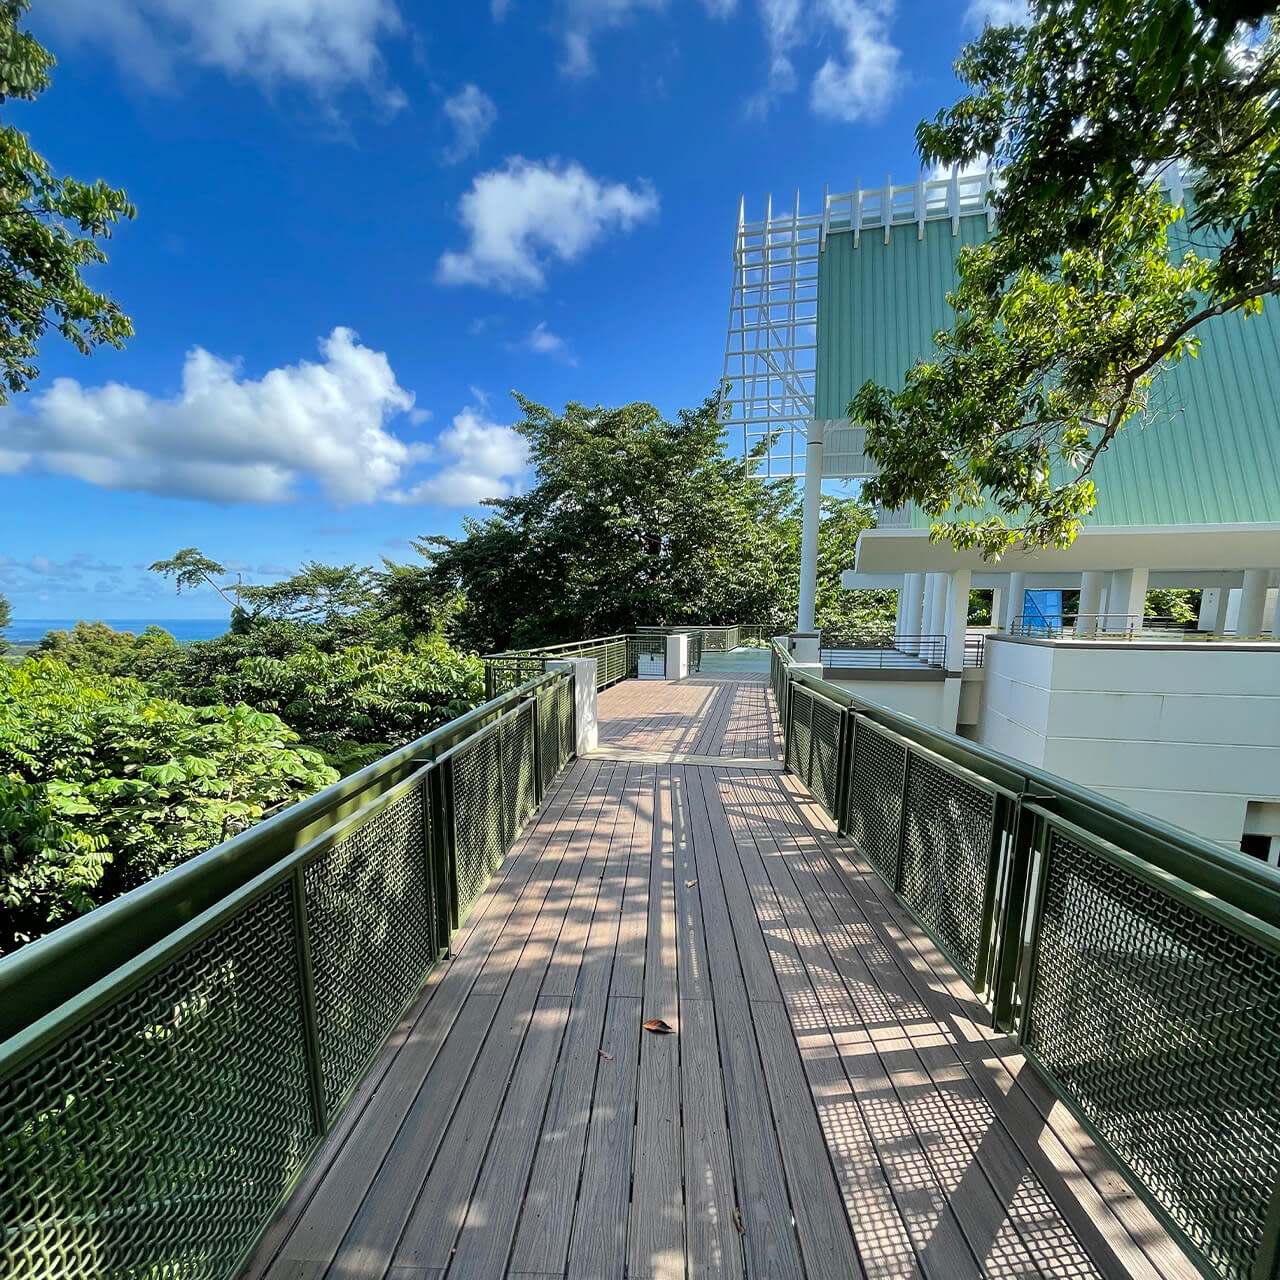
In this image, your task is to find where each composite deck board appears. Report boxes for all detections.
[249,675,1193,1280]
[507,764,645,1274]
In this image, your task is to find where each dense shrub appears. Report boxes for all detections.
[202,638,487,773]
[0,659,337,953]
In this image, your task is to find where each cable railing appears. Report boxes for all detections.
[0,668,578,1280]
[1010,613,1195,640]
[770,640,1280,1280]
[821,631,947,669]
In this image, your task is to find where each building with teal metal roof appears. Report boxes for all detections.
[723,174,1280,856]
[814,211,1280,528]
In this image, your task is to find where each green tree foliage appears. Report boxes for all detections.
[237,561,378,624]
[27,618,487,776]
[0,590,9,653]
[1146,587,1201,623]
[418,394,891,650]
[193,638,486,775]
[854,1,1280,556]
[0,0,134,400]
[0,659,336,953]
[811,495,897,635]
[36,620,179,673]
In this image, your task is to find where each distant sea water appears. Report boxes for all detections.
[5,618,230,645]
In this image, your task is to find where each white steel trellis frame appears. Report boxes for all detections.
[720,168,997,479]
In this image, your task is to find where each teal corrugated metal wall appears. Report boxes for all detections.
[816,215,1280,526]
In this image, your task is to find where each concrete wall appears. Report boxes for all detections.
[976,636,1280,846]
[825,677,948,727]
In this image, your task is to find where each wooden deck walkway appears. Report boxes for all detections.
[245,675,1193,1280]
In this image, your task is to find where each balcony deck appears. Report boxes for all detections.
[244,675,1194,1280]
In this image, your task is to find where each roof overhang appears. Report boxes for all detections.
[853,524,1280,575]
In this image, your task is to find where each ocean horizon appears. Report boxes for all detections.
[5,618,230,645]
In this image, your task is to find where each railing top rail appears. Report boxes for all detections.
[0,668,568,1039]
[482,634,632,660]
[771,641,1280,927]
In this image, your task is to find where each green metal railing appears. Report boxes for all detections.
[771,641,1280,1280]
[0,669,577,1280]
[482,634,635,698]
[483,629,715,697]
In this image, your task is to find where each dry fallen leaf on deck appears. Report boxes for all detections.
[598,1048,614,1060]
[642,1017,674,1035]
[685,879,698,888]
[732,1208,745,1236]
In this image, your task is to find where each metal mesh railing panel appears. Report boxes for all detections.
[452,724,504,920]
[537,683,563,793]
[304,785,433,1114]
[628,635,667,679]
[845,721,906,886]
[785,685,812,778]
[809,697,843,818]
[501,703,537,851]
[899,753,995,981]
[1025,828,1280,1280]
[485,657,545,697]
[0,884,315,1280]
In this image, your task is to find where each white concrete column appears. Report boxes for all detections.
[944,569,972,672]
[988,586,1003,629]
[920,575,938,640]
[1003,572,1026,631]
[1272,590,1280,638]
[796,419,825,634]
[1213,587,1233,635]
[1105,567,1149,631]
[1237,569,1269,637]
[1078,571,1105,637]
[926,573,949,638]
[665,632,690,680]
[1198,588,1220,632]
[548,658,597,755]
[893,574,907,642]
[901,572,925,653]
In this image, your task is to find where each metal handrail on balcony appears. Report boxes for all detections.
[1009,613,1194,639]
[821,631,947,669]
[770,640,1280,1280]
[0,668,579,1280]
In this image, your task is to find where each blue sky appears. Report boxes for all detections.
[0,0,1019,620]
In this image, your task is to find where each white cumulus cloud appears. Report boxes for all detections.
[442,84,498,164]
[0,328,426,505]
[47,0,403,103]
[809,0,900,124]
[965,0,1028,24]
[391,408,529,506]
[437,157,659,293]
[523,322,576,363]
[551,0,736,76]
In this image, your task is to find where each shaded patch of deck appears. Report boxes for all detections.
[244,675,1193,1280]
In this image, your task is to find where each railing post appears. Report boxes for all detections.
[835,709,856,837]
[531,690,544,808]
[442,758,461,932]
[290,868,329,1136]
[990,791,1049,1032]
[892,748,912,895]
